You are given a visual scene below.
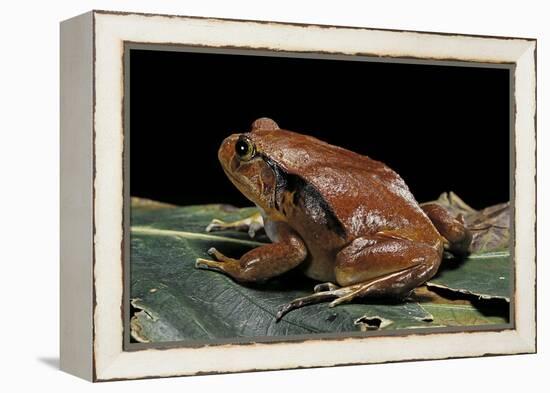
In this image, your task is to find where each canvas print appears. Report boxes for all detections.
[127,47,511,345]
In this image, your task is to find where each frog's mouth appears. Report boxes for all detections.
[220,163,243,189]
[221,161,264,205]
[221,153,281,215]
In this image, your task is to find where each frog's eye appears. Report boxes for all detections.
[235,136,256,161]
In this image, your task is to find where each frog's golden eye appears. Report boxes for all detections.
[235,136,256,161]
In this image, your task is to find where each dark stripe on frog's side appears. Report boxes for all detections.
[260,153,347,239]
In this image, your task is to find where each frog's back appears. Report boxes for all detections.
[253,129,435,241]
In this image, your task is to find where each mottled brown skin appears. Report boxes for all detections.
[195,118,472,319]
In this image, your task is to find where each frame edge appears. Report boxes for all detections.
[60,11,95,382]
[91,11,538,380]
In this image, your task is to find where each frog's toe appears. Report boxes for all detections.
[276,288,346,321]
[328,291,358,307]
[195,258,224,271]
[276,285,365,321]
[314,282,339,293]
[206,247,237,263]
[205,219,226,233]
[247,222,263,238]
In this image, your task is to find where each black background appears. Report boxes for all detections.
[129,48,510,210]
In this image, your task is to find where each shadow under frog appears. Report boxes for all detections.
[196,118,472,321]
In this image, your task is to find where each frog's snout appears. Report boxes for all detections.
[217,134,238,170]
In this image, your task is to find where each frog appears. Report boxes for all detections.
[195,118,472,320]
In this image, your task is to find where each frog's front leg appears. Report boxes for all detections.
[276,233,443,320]
[196,221,307,282]
[206,211,264,238]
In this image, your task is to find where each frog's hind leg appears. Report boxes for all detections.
[205,211,264,238]
[421,203,472,255]
[276,264,433,321]
[276,234,442,321]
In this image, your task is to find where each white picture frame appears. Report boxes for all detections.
[60,10,536,382]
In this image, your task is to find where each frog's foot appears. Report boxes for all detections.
[276,285,361,322]
[195,247,239,273]
[421,203,472,255]
[205,219,228,233]
[205,212,264,238]
[313,282,340,293]
[276,268,423,321]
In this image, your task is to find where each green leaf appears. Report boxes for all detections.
[411,286,509,327]
[427,251,511,300]
[421,303,508,327]
[130,201,435,343]
[130,197,510,343]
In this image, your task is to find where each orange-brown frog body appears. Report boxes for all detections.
[196,118,471,319]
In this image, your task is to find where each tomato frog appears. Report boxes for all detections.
[195,118,472,320]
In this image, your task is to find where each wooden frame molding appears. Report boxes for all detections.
[60,10,536,382]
